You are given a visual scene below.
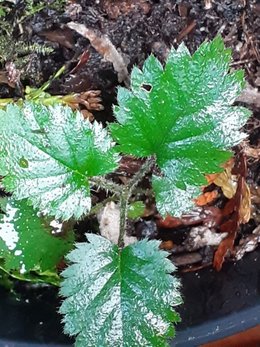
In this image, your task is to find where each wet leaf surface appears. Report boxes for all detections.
[110,36,251,217]
[60,234,181,347]
[127,200,145,219]
[0,197,73,274]
[0,102,119,220]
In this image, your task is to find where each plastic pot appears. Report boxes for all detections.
[0,249,259,347]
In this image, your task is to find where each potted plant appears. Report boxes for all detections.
[0,32,257,347]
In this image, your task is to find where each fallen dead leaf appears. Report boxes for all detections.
[67,22,129,85]
[213,158,237,199]
[157,215,183,229]
[205,173,219,184]
[160,240,174,250]
[69,50,90,74]
[194,190,218,206]
[238,180,251,223]
[213,153,251,271]
[157,206,222,229]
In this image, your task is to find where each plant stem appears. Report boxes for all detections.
[89,176,122,195]
[90,157,155,248]
[128,156,155,191]
[118,191,129,249]
[118,156,155,248]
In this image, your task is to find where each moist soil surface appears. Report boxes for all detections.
[0,0,259,344]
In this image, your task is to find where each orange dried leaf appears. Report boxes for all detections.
[205,173,219,184]
[194,190,218,206]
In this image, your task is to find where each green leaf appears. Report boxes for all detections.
[0,197,74,274]
[60,234,181,347]
[110,36,251,216]
[0,259,61,286]
[127,201,145,219]
[0,102,119,220]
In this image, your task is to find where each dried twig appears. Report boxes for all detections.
[230,58,256,67]
[67,22,129,85]
[175,20,196,43]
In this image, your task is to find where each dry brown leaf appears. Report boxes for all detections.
[156,215,183,229]
[157,206,222,229]
[67,22,129,85]
[238,181,251,223]
[214,171,237,199]
[194,190,218,206]
[213,158,237,199]
[214,219,237,271]
[159,240,174,250]
[213,154,250,271]
[69,50,90,74]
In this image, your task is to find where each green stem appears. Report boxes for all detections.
[38,65,66,93]
[26,65,66,101]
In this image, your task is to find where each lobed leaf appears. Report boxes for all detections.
[0,197,74,273]
[0,103,119,220]
[60,234,181,347]
[110,36,251,216]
